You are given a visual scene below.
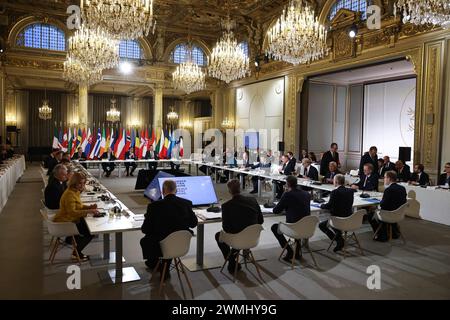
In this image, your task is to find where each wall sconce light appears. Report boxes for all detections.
[6,114,17,126]
[129,120,141,127]
[180,121,193,129]
[221,117,234,129]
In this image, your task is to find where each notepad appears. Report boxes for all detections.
[364,198,381,203]
[195,209,222,220]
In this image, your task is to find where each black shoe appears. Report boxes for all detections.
[227,263,242,274]
[130,173,134,177]
[249,190,258,194]
[282,253,293,263]
[333,241,344,252]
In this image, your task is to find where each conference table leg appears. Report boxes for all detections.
[196,164,199,176]
[188,164,192,174]
[90,232,126,266]
[118,163,122,178]
[258,178,262,198]
[272,181,277,200]
[98,232,140,284]
[98,164,102,179]
[196,224,204,266]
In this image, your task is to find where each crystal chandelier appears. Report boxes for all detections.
[39,87,52,120]
[63,56,103,86]
[172,45,206,94]
[208,18,250,83]
[68,25,119,71]
[395,0,450,29]
[167,108,179,124]
[81,0,155,40]
[266,0,328,65]
[106,93,120,123]
[221,117,234,129]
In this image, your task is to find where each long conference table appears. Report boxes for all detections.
[0,155,26,213]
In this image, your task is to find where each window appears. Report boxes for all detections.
[170,43,207,66]
[119,40,143,59]
[328,0,368,20]
[16,23,65,51]
[239,41,249,58]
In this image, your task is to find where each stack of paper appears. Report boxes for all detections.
[195,209,222,220]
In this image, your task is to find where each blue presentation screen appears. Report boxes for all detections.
[158,176,218,206]
[144,171,174,201]
[245,132,259,149]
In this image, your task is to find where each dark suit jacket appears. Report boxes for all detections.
[299,165,319,181]
[72,152,86,161]
[221,195,264,234]
[273,188,311,223]
[438,173,450,186]
[47,157,59,176]
[359,152,378,174]
[396,166,411,182]
[281,160,296,175]
[323,170,342,184]
[321,186,354,217]
[145,150,159,160]
[141,194,198,242]
[125,151,137,160]
[320,151,340,176]
[357,173,379,191]
[380,162,395,177]
[102,152,116,161]
[410,172,430,185]
[44,179,67,210]
[380,183,407,211]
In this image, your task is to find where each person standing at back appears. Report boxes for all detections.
[320,143,340,177]
[359,146,378,175]
[140,180,198,272]
[215,180,264,273]
[271,176,311,262]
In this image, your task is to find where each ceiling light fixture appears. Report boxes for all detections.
[395,0,450,29]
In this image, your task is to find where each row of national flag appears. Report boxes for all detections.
[52,127,184,160]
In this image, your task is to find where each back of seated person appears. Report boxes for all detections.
[44,164,68,210]
[47,150,63,176]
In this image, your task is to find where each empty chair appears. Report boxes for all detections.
[373,201,410,243]
[405,190,421,219]
[152,230,193,298]
[328,209,366,257]
[40,209,81,264]
[219,224,264,282]
[278,216,319,269]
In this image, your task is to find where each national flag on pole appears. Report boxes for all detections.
[70,128,77,158]
[179,136,184,157]
[59,128,63,146]
[120,129,131,160]
[135,130,141,157]
[89,128,101,159]
[67,128,72,156]
[61,128,68,152]
[109,128,115,152]
[130,128,136,149]
[157,128,164,158]
[77,128,83,149]
[139,129,147,159]
[167,130,174,159]
[115,129,125,159]
[84,128,92,156]
[105,128,111,151]
[160,129,169,159]
[150,128,156,149]
[52,127,60,149]
[98,127,107,158]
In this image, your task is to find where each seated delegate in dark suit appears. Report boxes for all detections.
[101,148,116,177]
[237,151,252,190]
[140,180,198,271]
[409,164,430,186]
[47,151,63,176]
[271,176,311,261]
[351,163,379,192]
[6,145,14,159]
[275,155,296,199]
[323,161,341,184]
[370,171,407,242]
[124,147,138,176]
[215,180,264,273]
[437,162,450,186]
[395,160,411,182]
[380,156,396,177]
[72,147,87,168]
[298,158,319,181]
[319,174,354,252]
[145,145,158,170]
[359,146,378,175]
[250,154,272,194]
[44,164,68,210]
[320,143,340,176]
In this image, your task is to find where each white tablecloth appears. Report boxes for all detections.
[0,155,26,213]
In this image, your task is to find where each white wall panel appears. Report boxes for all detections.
[308,83,334,152]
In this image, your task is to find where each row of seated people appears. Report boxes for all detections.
[0,144,15,163]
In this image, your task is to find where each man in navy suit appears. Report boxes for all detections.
[438,162,450,186]
[271,176,311,261]
[359,146,378,175]
[320,143,340,176]
[298,158,319,181]
[275,154,296,199]
[409,164,430,186]
[381,156,395,176]
[352,163,379,191]
[323,161,341,184]
[319,174,354,252]
[370,171,407,241]
[395,160,411,182]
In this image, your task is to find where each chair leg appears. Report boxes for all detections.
[174,258,182,282]
[278,242,289,261]
[388,225,392,241]
[151,259,161,281]
[233,250,240,282]
[399,228,406,245]
[220,251,232,273]
[353,233,364,255]
[373,224,382,240]
[243,250,249,269]
[249,251,263,281]
[179,259,194,299]
[291,241,297,269]
[48,238,58,262]
[50,239,60,264]
[342,232,348,258]
[158,261,168,296]
[327,234,337,252]
[72,236,81,264]
[308,246,319,268]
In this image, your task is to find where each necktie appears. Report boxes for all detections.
[446,176,450,185]
[304,168,307,176]
[364,176,368,188]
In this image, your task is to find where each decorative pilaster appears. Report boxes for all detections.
[153,85,163,129]
[0,71,5,142]
[78,84,88,127]
[285,75,305,156]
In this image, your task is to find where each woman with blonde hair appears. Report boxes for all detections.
[54,172,98,261]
